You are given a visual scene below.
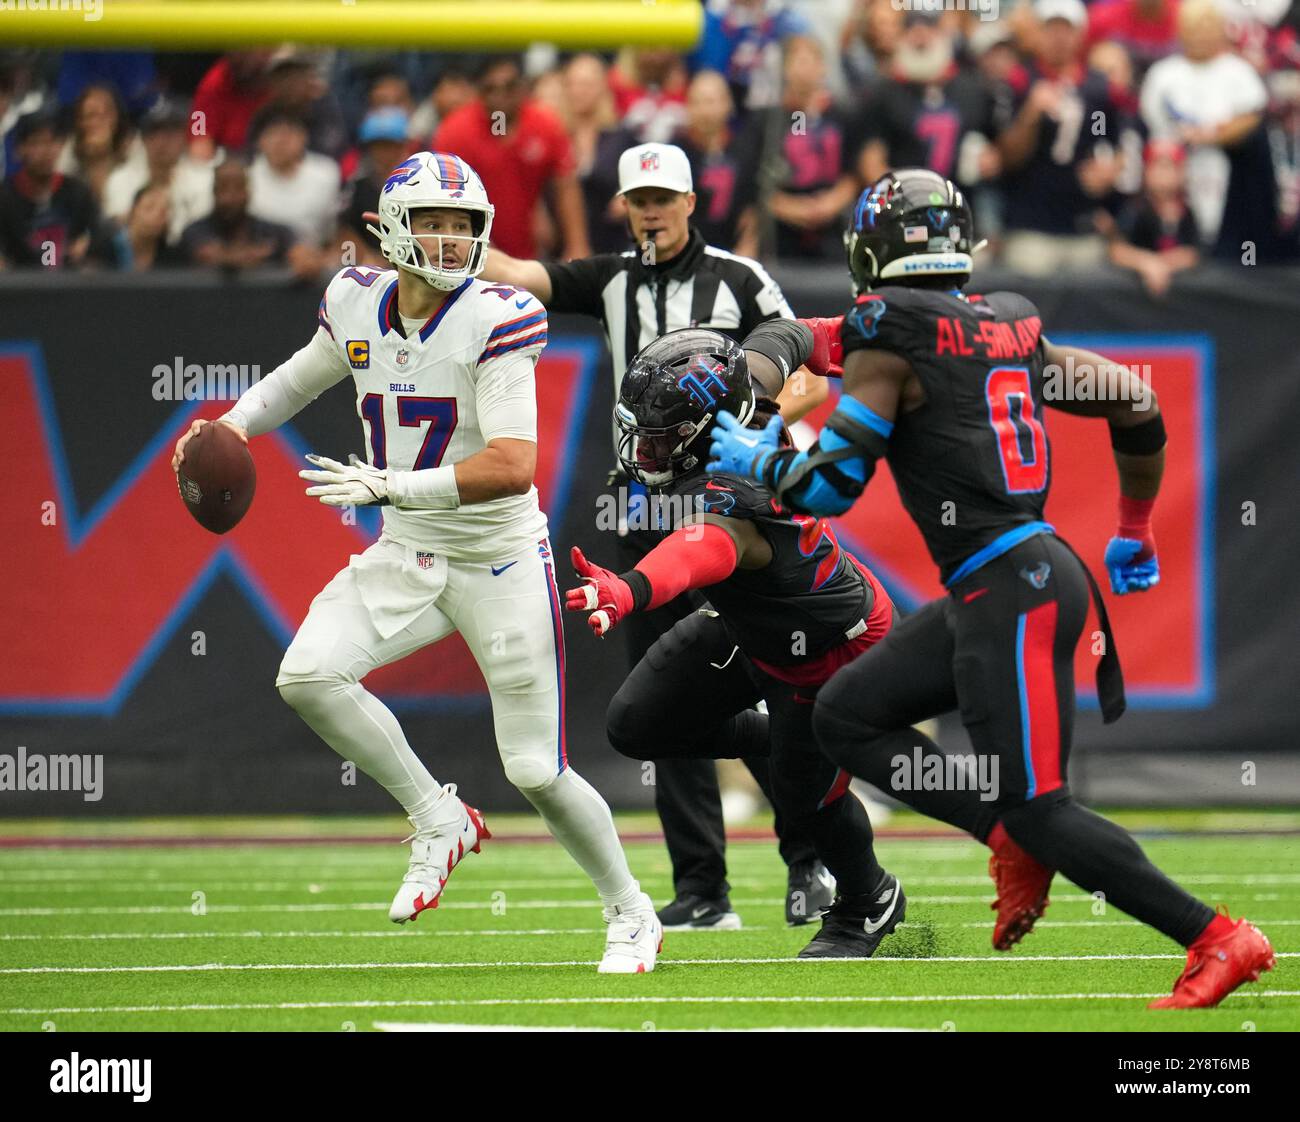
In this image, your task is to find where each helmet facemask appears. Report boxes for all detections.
[615,396,755,487]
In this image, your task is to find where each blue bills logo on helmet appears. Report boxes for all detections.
[383,157,423,193]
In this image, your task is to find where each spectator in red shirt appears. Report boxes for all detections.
[433,55,590,260]
[191,51,273,161]
[609,49,690,143]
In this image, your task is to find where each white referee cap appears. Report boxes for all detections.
[618,143,693,195]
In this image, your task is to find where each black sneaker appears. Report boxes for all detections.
[797,873,906,958]
[656,893,742,931]
[786,860,836,926]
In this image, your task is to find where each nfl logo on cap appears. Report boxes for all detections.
[618,142,693,195]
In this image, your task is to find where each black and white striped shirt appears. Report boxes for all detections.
[543,228,794,457]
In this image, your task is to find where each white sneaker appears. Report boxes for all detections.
[388,787,491,923]
[598,892,662,974]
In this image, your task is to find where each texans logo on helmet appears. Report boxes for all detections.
[383,157,423,193]
[677,356,728,409]
[848,295,887,340]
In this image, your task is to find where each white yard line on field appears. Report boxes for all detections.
[5,952,1296,975]
[2,918,1298,943]
[2,892,1293,917]
[5,991,1299,1017]
[7,872,1300,891]
[371,1021,931,1032]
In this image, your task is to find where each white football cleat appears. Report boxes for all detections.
[598,892,663,974]
[388,787,491,924]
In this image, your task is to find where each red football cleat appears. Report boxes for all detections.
[1149,912,1275,1009]
[987,826,1054,951]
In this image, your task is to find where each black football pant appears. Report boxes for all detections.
[607,608,882,899]
[815,533,1214,946]
[613,529,815,899]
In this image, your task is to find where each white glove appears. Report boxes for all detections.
[300,453,391,507]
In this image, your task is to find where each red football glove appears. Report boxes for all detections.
[798,316,845,379]
[565,546,635,637]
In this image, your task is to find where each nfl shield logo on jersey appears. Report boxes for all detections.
[396,348,410,367]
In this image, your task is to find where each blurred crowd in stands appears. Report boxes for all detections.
[1,0,1297,295]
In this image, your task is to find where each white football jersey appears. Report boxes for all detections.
[318,265,550,561]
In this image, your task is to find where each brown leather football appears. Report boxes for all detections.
[177,422,255,534]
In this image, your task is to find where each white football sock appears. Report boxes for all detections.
[518,767,642,911]
[279,678,445,833]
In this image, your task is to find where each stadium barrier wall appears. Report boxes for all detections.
[1,264,1297,815]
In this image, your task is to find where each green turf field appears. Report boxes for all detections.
[0,809,1295,1032]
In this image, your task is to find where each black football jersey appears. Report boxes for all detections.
[840,285,1050,584]
[655,468,873,667]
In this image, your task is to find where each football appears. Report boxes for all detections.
[176,421,255,534]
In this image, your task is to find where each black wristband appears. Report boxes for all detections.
[619,568,653,613]
[1109,412,1167,456]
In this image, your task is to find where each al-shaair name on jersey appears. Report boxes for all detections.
[317,265,550,562]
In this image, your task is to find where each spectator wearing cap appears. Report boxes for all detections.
[181,155,307,275]
[0,110,106,269]
[57,82,147,206]
[1140,0,1274,256]
[191,51,274,161]
[673,68,760,256]
[248,108,341,249]
[102,100,215,246]
[1105,139,1199,296]
[481,140,825,927]
[994,0,1121,274]
[745,34,863,260]
[433,54,590,260]
[337,106,413,266]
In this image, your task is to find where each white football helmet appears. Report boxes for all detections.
[366,151,495,291]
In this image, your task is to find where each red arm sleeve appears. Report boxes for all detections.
[633,523,739,611]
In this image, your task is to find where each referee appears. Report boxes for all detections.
[484,142,833,930]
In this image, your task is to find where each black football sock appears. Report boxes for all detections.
[999,790,1215,946]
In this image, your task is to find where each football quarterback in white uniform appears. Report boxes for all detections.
[172,152,660,973]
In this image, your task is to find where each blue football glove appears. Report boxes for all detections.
[1103,536,1160,595]
[707,411,782,481]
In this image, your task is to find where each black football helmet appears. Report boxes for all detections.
[845,168,975,294]
[616,328,756,485]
